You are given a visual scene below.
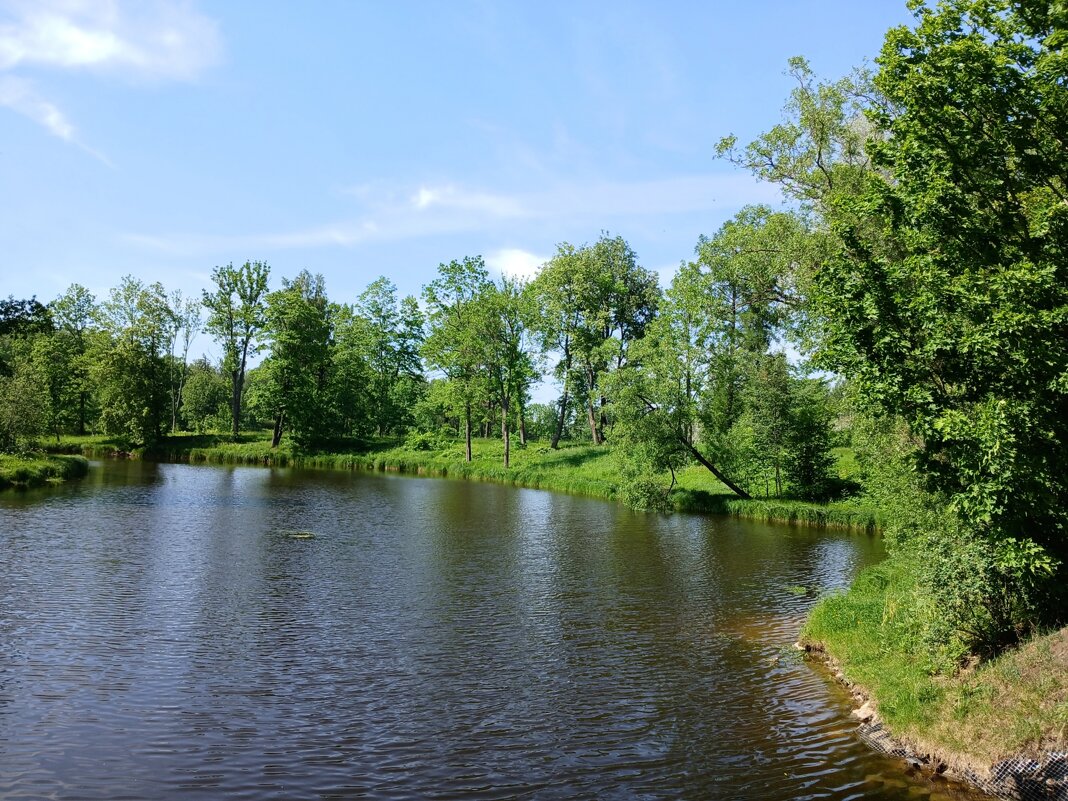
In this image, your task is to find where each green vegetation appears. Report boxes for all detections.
[803,557,1068,768]
[0,453,88,490]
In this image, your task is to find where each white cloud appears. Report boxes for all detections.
[0,0,221,159]
[411,184,525,217]
[0,0,221,80]
[485,248,548,281]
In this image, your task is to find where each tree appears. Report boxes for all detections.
[181,359,230,433]
[480,277,538,467]
[528,234,658,447]
[261,271,334,448]
[165,291,202,432]
[725,3,1068,649]
[825,0,1068,638]
[91,277,173,444]
[354,278,426,435]
[607,260,753,499]
[202,261,270,438]
[422,257,494,462]
[50,284,98,435]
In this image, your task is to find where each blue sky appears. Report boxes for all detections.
[1,0,911,326]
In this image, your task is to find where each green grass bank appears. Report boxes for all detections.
[0,453,89,490]
[801,557,1068,777]
[50,432,879,531]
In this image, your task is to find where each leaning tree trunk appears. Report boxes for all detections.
[679,436,751,499]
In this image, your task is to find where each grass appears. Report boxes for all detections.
[45,431,879,530]
[801,556,1068,770]
[0,452,89,490]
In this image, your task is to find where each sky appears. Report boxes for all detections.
[0,0,913,350]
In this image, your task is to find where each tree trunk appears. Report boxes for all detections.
[679,436,752,499]
[586,398,601,445]
[551,388,569,450]
[231,371,243,439]
[464,402,472,462]
[271,410,284,448]
[502,401,510,468]
[518,401,527,446]
[78,392,86,436]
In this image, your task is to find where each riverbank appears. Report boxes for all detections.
[48,432,880,531]
[0,453,89,490]
[801,557,1068,798]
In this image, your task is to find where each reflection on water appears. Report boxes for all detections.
[0,461,986,800]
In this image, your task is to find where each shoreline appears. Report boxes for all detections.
[0,454,89,491]
[51,434,881,532]
[801,558,1068,801]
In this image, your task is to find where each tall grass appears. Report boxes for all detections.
[0,453,89,489]
[802,557,1068,768]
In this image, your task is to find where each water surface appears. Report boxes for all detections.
[0,461,982,799]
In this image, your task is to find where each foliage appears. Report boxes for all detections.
[260,270,336,447]
[202,261,270,438]
[527,234,658,447]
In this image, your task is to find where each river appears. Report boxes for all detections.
[0,460,982,800]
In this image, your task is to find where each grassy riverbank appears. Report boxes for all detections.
[801,557,1068,772]
[0,453,89,490]
[49,432,879,530]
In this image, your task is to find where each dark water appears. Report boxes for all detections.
[0,461,982,800]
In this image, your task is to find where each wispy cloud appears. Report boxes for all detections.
[126,173,782,254]
[0,0,221,79]
[412,185,525,217]
[0,74,111,163]
[0,0,221,159]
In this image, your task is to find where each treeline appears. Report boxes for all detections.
[0,221,840,506]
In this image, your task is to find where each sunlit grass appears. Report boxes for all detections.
[0,453,89,489]
[802,557,1068,768]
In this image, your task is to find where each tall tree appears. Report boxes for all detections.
[422,256,493,462]
[91,277,172,444]
[202,261,270,438]
[261,271,334,448]
[164,290,202,432]
[50,284,97,435]
[528,234,658,447]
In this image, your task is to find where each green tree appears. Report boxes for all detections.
[164,291,202,432]
[180,358,230,432]
[202,261,270,438]
[422,256,494,462]
[726,4,1068,649]
[354,277,425,435]
[50,284,98,435]
[91,277,172,444]
[528,234,658,447]
[261,271,334,448]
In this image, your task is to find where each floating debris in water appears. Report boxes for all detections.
[277,529,316,539]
